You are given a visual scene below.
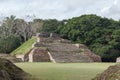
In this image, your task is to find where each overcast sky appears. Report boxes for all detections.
[0,0,120,20]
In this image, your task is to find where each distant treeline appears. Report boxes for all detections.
[0,15,64,53]
[0,14,120,62]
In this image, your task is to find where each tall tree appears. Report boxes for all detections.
[0,15,21,53]
[57,14,120,62]
[30,19,43,34]
[14,19,32,42]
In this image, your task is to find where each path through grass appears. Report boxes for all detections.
[15,63,115,80]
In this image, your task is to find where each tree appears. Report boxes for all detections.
[30,19,43,34]
[41,19,63,33]
[0,16,21,53]
[14,19,32,42]
[57,14,120,62]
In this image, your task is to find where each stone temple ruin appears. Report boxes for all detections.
[16,33,101,63]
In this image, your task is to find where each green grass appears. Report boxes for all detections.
[15,63,116,80]
[11,37,37,55]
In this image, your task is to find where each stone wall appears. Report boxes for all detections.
[33,48,50,62]
[47,43,94,63]
[0,54,21,62]
[25,47,50,62]
[84,49,101,62]
[93,64,120,80]
[0,58,31,80]
[22,33,101,63]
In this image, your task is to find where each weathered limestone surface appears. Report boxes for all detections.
[93,64,120,80]
[0,58,31,80]
[0,54,21,62]
[46,43,98,63]
[116,57,120,62]
[32,48,50,62]
[18,33,101,63]
[84,49,101,62]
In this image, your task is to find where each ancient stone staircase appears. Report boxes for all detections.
[49,52,93,63]
[24,47,50,62]
[46,43,93,63]
[21,33,101,63]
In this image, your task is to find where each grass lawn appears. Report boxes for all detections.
[15,62,116,80]
[11,37,37,55]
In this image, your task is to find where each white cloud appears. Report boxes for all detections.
[0,0,118,20]
[114,0,118,5]
[101,7,110,13]
[100,0,120,20]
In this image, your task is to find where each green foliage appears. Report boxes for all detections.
[41,19,64,33]
[57,14,120,62]
[0,16,22,53]
[0,16,64,54]
[0,15,33,53]
[30,19,43,34]
[0,34,21,53]
[1,14,120,62]
[11,37,37,55]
